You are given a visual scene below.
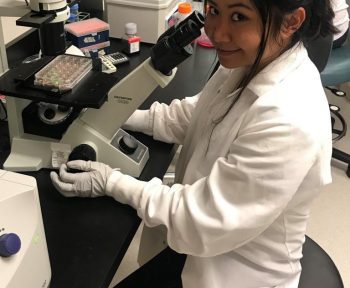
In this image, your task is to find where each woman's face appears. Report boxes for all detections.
[204,0,284,69]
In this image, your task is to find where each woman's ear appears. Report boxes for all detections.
[281,7,306,39]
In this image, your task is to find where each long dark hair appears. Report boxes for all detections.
[204,0,338,128]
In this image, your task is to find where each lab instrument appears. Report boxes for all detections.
[99,54,117,74]
[65,17,110,52]
[0,6,204,177]
[6,0,71,56]
[0,169,51,288]
[103,52,130,66]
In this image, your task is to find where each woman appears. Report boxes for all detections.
[51,0,336,287]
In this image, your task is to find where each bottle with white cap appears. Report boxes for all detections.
[122,22,141,54]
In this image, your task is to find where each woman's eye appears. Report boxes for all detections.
[232,13,246,21]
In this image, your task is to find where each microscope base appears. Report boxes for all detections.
[4,128,149,177]
[61,120,150,177]
[3,137,56,171]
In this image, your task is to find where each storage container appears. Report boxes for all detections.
[106,0,181,44]
[65,18,110,48]
[80,41,111,58]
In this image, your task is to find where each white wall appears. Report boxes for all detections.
[1,16,31,46]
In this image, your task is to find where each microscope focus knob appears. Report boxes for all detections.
[0,233,21,257]
[43,108,56,120]
[119,135,138,155]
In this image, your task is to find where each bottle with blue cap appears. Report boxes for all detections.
[68,3,79,22]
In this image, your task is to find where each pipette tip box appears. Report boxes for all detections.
[65,18,110,48]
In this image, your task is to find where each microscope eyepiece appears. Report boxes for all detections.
[151,11,205,75]
[157,10,205,43]
[183,10,205,29]
[171,20,202,49]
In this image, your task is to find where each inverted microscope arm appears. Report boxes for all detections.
[78,59,177,140]
[77,11,205,140]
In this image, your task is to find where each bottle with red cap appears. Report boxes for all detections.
[122,22,141,55]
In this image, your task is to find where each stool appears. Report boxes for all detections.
[299,236,344,288]
[115,235,343,288]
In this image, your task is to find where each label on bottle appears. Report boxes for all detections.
[127,36,141,53]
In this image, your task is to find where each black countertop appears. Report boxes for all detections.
[1,32,217,288]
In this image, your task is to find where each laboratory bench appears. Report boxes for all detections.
[0,30,217,288]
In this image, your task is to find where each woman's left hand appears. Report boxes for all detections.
[50,160,114,198]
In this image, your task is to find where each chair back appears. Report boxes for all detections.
[306,33,334,73]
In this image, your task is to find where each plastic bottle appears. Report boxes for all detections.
[191,0,204,14]
[68,3,79,22]
[121,22,141,55]
[175,2,192,24]
[70,3,79,16]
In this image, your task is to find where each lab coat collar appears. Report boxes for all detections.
[247,43,309,97]
[223,68,246,99]
[225,87,242,99]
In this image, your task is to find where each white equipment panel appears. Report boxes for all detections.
[0,170,51,288]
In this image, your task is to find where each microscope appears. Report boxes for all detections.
[0,2,205,177]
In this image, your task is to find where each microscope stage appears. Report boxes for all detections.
[0,55,118,108]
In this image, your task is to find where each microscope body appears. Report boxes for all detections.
[4,58,176,176]
[1,9,204,177]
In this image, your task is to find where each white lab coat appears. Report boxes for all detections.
[106,44,332,288]
[332,0,349,40]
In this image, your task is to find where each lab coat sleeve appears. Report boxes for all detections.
[107,112,320,257]
[122,94,200,144]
